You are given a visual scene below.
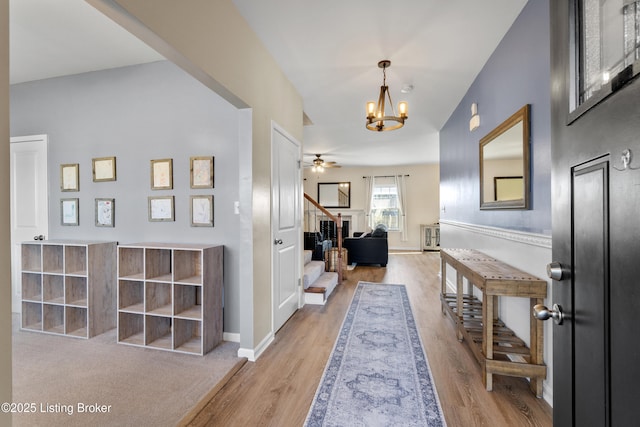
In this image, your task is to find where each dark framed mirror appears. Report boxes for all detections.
[479,104,530,210]
[317,182,350,208]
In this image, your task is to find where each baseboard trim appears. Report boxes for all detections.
[223,332,240,343]
[543,382,553,407]
[439,220,551,249]
[388,246,422,251]
[237,332,274,362]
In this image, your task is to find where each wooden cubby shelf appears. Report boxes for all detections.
[117,243,223,355]
[20,240,117,339]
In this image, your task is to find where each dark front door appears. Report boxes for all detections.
[551,2,640,426]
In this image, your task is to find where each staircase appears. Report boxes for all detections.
[303,193,344,305]
[303,250,338,305]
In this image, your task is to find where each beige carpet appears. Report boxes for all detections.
[11,314,244,427]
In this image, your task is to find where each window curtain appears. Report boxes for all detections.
[396,174,408,241]
[363,176,375,230]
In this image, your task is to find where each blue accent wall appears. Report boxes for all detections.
[440,0,551,234]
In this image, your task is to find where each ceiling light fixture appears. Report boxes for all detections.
[312,155,325,173]
[366,60,408,132]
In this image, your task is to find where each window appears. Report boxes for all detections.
[370,182,401,231]
[574,0,640,112]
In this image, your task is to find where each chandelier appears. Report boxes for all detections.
[366,60,408,131]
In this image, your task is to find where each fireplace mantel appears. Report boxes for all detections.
[306,209,366,237]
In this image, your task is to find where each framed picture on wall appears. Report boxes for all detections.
[190,195,213,227]
[148,196,175,222]
[61,198,79,226]
[92,156,117,182]
[190,156,214,189]
[150,158,173,190]
[95,198,115,227]
[60,164,79,192]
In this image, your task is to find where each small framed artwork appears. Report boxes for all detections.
[190,156,214,189]
[92,156,117,182]
[148,196,175,222]
[190,195,214,227]
[60,164,79,192]
[151,158,173,190]
[95,198,115,227]
[61,198,79,226]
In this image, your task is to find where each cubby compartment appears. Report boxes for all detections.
[118,246,144,279]
[174,285,202,320]
[65,276,87,307]
[145,315,173,350]
[174,318,202,354]
[21,244,41,272]
[42,274,64,304]
[20,240,116,339]
[42,303,65,334]
[65,245,87,275]
[174,250,202,284]
[42,244,64,273]
[65,306,88,337]
[118,312,144,345]
[21,273,42,302]
[145,248,172,281]
[145,282,172,316]
[22,301,42,331]
[119,280,144,312]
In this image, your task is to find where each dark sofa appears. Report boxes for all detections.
[342,229,388,267]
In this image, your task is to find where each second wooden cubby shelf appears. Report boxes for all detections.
[117,243,223,356]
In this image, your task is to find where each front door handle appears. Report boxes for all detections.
[274,239,283,245]
[533,303,564,325]
[33,235,45,241]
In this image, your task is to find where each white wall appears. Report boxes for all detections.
[0,0,12,423]
[440,220,553,405]
[303,164,439,250]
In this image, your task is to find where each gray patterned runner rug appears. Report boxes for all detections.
[304,282,447,426]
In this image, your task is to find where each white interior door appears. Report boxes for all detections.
[10,135,49,313]
[272,125,301,332]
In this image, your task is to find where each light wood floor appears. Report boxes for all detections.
[185,252,553,427]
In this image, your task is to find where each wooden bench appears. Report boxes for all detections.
[439,248,547,397]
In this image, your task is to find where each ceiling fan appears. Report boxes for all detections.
[305,154,341,172]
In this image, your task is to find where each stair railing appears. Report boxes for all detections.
[304,193,343,283]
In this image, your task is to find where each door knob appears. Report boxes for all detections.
[547,261,568,281]
[533,303,564,325]
[274,239,283,245]
[33,235,44,241]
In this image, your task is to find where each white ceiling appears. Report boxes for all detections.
[9,0,164,84]
[9,0,528,167]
